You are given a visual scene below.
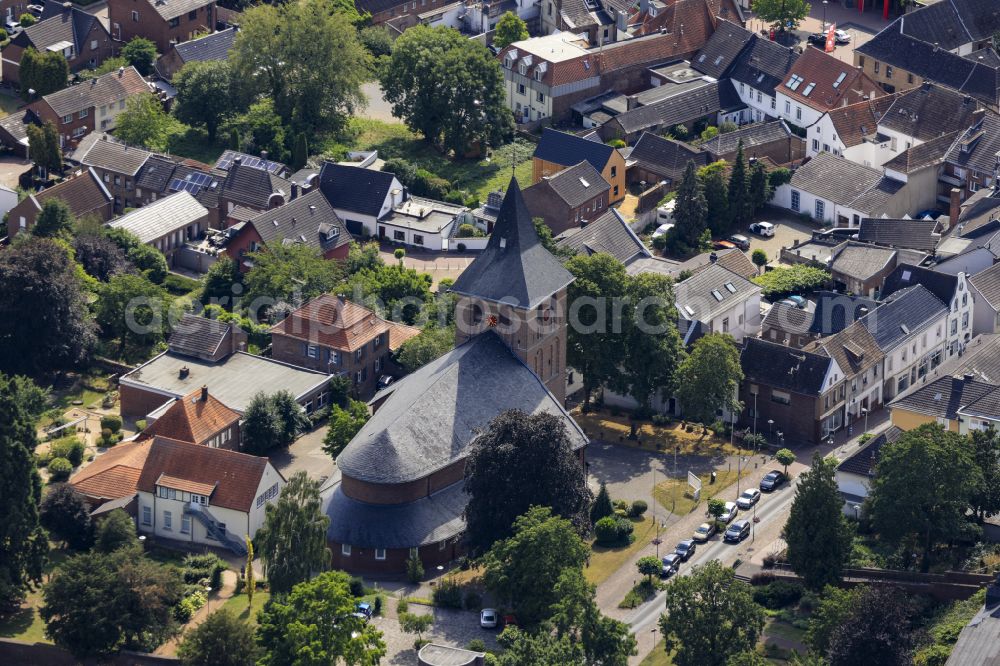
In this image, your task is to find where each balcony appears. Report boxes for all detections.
[939,173,964,187]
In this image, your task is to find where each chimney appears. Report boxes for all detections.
[62,1,72,10]
[949,187,963,229]
[118,66,124,77]
[972,108,986,127]
[179,366,190,379]
[291,182,299,200]
[710,252,718,263]
[200,385,208,402]
[963,373,975,384]
[390,188,402,207]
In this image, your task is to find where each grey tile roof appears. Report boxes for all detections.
[956,188,1000,238]
[0,111,30,144]
[740,337,831,395]
[248,190,350,254]
[882,131,960,174]
[42,66,149,118]
[674,263,759,324]
[945,111,1000,177]
[881,263,959,305]
[965,47,1000,68]
[789,152,884,208]
[450,178,574,310]
[830,244,897,281]
[80,137,152,176]
[173,27,237,64]
[879,83,982,142]
[221,162,289,210]
[108,191,207,243]
[318,161,396,218]
[135,155,180,192]
[20,3,103,52]
[324,480,467,549]
[849,176,905,216]
[896,0,1000,49]
[859,284,947,351]
[857,218,940,252]
[147,0,215,22]
[699,120,792,158]
[952,335,1000,383]
[336,331,587,485]
[969,262,1000,312]
[628,131,709,182]
[945,597,1000,666]
[612,80,743,135]
[728,34,799,97]
[837,425,903,476]
[555,208,650,264]
[889,375,995,420]
[808,292,877,336]
[534,128,615,172]
[167,314,231,358]
[762,300,812,335]
[959,385,1000,421]
[690,19,754,79]
[807,320,884,375]
[535,160,609,208]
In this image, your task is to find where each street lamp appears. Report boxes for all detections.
[753,392,758,434]
[822,0,828,30]
[205,586,212,613]
[861,407,869,434]
[768,419,774,438]
[852,504,861,521]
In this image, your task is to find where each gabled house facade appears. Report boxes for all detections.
[523,160,611,235]
[881,263,974,359]
[108,0,215,53]
[137,386,241,450]
[6,166,113,238]
[672,262,761,343]
[155,26,236,80]
[75,134,152,213]
[806,95,898,166]
[532,127,626,203]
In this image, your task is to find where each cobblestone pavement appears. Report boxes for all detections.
[373,601,498,665]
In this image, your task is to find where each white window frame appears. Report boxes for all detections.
[342,544,351,556]
[375,548,386,560]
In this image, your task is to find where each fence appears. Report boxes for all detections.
[761,564,994,601]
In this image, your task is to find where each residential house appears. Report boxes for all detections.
[164,313,248,363]
[772,152,918,227]
[738,337,844,445]
[0,182,17,222]
[6,167,112,238]
[625,131,708,187]
[969,263,1000,335]
[108,0,215,53]
[225,189,351,270]
[878,84,983,158]
[806,95,898,165]
[75,134,152,212]
[28,65,150,148]
[761,291,876,349]
[776,47,885,133]
[942,108,1000,203]
[699,120,803,165]
[69,438,151,508]
[881,131,962,209]
[804,319,886,429]
[317,162,402,237]
[107,191,209,264]
[532,128,626,202]
[155,26,236,80]
[713,30,799,124]
[136,437,283,554]
[132,154,226,228]
[672,262,761,342]
[137,385,240,449]
[888,373,1000,434]
[829,243,899,297]
[375,195,467,250]
[880,263,974,357]
[835,425,903,513]
[627,246,758,283]
[269,295,420,400]
[218,158,290,218]
[523,161,611,236]
[2,1,114,86]
[119,314,331,419]
[555,207,651,266]
[857,217,941,254]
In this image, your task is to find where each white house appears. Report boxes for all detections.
[107,191,209,263]
[136,437,285,554]
[728,37,799,124]
[672,262,762,343]
[881,264,974,360]
[835,426,902,514]
[806,95,897,166]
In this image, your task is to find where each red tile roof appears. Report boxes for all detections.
[270,295,398,353]
[137,437,272,512]
[826,94,899,147]
[137,387,239,446]
[780,46,886,112]
[30,168,112,218]
[70,439,151,501]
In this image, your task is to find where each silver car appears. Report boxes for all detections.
[736,489,761,510]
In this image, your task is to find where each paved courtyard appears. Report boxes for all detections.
[745,210,817,266]
[379,242,475,287]
[374,602,498,665]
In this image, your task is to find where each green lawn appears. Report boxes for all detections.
[167,127,227,166]
[0,92,22,119]
[347,118,534,202]
[585,515,656,586]
[639,640,674,666]
[653,469,748,518]
[0,547,72,644]
[221,590,271,625]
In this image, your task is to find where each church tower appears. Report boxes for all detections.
[450,179,574,403]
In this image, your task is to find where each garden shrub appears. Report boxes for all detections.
[594,516,620,545]
[606,139,625,148]
[173,590,207,623]
[752,580,803,609]
[101,415,123,433]
[432,577,463,608]
[48,457,72,481]
[182,553,226,590]
[913,645,951,666]
[412,169,451,199]
[629,500,648,518]
[135,419,147,431]
[50,436,85,467]
[612,499,628,511]
[349,576,366,597]
[397,598,409,613]
[373,595,383,616]
[467,638,487,652]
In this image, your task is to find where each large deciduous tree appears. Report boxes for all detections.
[464,410,592,553]
[32,198,74,238]
[0,238,95,375]
[73,234,131,282]
[114,93,182,152]
[256,571,386,666]
[94,272,170,359]
[493,11,528,49]
[39,484,92,550]
[121,38,157,76]
[172,60,236,141]
[675,333,743,426]
[93,509,137,553]
[783,453,851,589]
[380,25,513,156]
[658,561,765,666]
[550,567,637,665]
[827,586,914,666]
[753,0,811,31]
[969,427,1000,521]
[243,244,343,315]
[483,506,588,626]
[396,325,454,372]
[868,424,979,571]
[177,609,259,666]
[255,472,331,594]
[230,0,368,137]
[322,399,369,460]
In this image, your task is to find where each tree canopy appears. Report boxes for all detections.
[25,121,61,176]
[464,410,592,553]
[493,11,528,49]
[827,586,914,666]
[396,324,454,372]
[93,509,137,553]
[178,609,259,666]
[114,93,182,152]
[668,161,708,255]
[752,265,830,300]
[173,60,236,141]
[32,198,74,239]
[121,38,157,76]
[94,272,170,360]
[675,333,743,426]
[244,244,343,316]
[40,484,91,550]
[753,0,811,31]
[322,399,369,459]
[20,47,68,100]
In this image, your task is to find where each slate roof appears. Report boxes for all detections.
[881,263,959,305]
[956,188,1000,238]
[319,161,396,218]
[70,439,151,501]
[108,191,207,243]
[0,111,30,144]
[699,120,793,158]
[137,437,271,512]
[690,19,754,79]
[41,66,148,118]
[859,284,948,351]
[221,162,289,210]
[857,27,1000,107]
[337,331,587,485]
[137,387,240,445]
[247,189,350,255]
[762,300,812,335]
[780,47,883,112]
[895,0,1000,49]
[849,176,906,216]
[612,80,743,135]
[788,152,898,211]
[945,595,1000,666]
[173,27,237,64]
[270,294,419,353]
[959,385,1000,421]
[628,132,709,182]
[450,178,574,310]
[532,160,609,208]
[807,292,876,337]
[826,95,898,148]
[534,128,615,172]
[135,155,180,192]
[18,3,105,52]
[857,218,940,252]
[965,47,1000,68]
[882,131,960,174]
[889,375,996,420]
[879,83,983,142]
[167,314,233,358]
[728,34,799,97]
[807,320,884,375]
[945,111,1000,176]
[969,262,1000,312]
[146,0,215,22]
[740,337,831,395]
[673,263,759,324]
[77,135,151,176]
[555,208,650,264]
[28,167,112,218]
[830,243,897,281]
[837,425,903,476]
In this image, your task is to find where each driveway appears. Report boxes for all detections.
[374,602,498,665]
[0,156,30,190]
[379,242,475,287]
[269,424,336,482]
[745,211,816,267]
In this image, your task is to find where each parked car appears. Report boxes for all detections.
[785,294,807,308]
[692,522,717,542]
[834,29,851,43]
[4,17,19,33]
[674,540,697,561]
[480,608,499,629]
[352,602,372,623]
[729,234,751,250]
[749,222,775,237]
[719,501,738,524]
[713,240,737,251]
[736,488,761,510]
[807,32,826,46]
[724,519,751,543]
[26,4,43,15]
[661,553,682,577]
[760,470,787,492]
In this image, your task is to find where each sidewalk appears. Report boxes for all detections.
[154,569,238,656]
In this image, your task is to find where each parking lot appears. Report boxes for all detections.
[744,212,816,266]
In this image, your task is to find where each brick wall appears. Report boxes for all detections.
[120,383,174,420]
[329,538,464,576]
[738,383,824,445]
[270,331,387,399]
[108,0,215,53]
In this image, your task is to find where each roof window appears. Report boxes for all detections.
[711,289,724,301]
[833,72,847,88]
[787,74,804,91]
[802,82,815,97]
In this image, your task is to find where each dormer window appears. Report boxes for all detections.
[534,68,542,81]
[519,63,527,75]
[505,57,513,69]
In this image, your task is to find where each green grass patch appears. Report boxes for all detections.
[404,596,435,607]
[652,469,747,517]
[585,515,656,586]
[639,639,675,666]
[164,273,203,297]
[167,127,226,166]
[0,546,71,643]
[618,579,660,609]
[221,591,271,625]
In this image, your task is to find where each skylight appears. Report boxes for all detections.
[684,305,695,316]
[714,55,723,65]
[832,72,847,88]
[787,74,804,91]
[580,177,590,187]
[756,73,765,83]
[900,324,910,335]
[902,270,912,280]
[698,54,706,62]
[725,282,737,293]
[802,82,816,97]
[711,290,724,302]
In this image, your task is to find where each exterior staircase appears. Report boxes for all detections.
[184,502,247,555]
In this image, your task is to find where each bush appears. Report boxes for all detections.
[19,12,35,27]
[173,590,206,623]
[48,457,72,480]
[594,515,634,545]
[349,576,365,597]
[456,223,484,238]
[359,25,393,58]
[373,595,383,616]
[456,243,466,252]
[432,577,463,608]
[50,436,85,467]
[466,638,487,652]
[752,265,831,300]
[606,139,626,148]
[629,500,648,518]
[412,169,451,199]
[914,645,952,666]
[750,572,776,586]
[752,580,803,609]
[612,499,628,511]
[382,157,417,187]
[100,414,123,433]
[405,551,424,583]
[135,419,147,431]
[0,28,8,42]
[651,413,670,426]
[182,553,226,590]
[463,590,481,610]
[397,598,409,614]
